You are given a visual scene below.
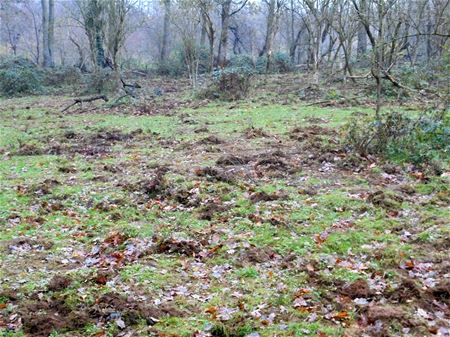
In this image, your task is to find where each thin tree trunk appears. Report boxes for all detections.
[41,0,50,67]
[217,0,231,67]
[48,0,55,67]
[160,0,171,61]
[356,23,367,59]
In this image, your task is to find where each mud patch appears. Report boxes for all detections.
[15,143,45,156]
[198,201,230,220]
[21,298,90,337]
[242,246,276,263]
[47,275,72,292]
[154,237,202,256]
[289,125,332,142]
[340,279,373,299]
[194,167,234,183]
[91,292,172,325]
[430,280,450,301]
[198,135,223,145]
[3,237,53,253]
[216,154,250,166]
[367,190,403,209]
[123,167,169,196]
[365,305,407,324]
[249,191,285,203]
[388,279,421,303]
[244,127,269,139]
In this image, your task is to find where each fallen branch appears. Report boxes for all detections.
[61,95,108,112]
[120,78,141,98]
[348,72,371,79]
[304,95,366,107]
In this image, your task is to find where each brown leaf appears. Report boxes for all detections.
[333,311,349,320]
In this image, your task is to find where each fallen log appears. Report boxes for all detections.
[61,95,108,112]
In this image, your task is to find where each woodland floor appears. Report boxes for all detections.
[0,75,449,337]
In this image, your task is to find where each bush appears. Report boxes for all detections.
[82,69,117,94]
[44,66,82,87]
[155,44,210,77]
[228,54,255,73]
[256,52,292,74]
[198,68,252,101]
[344,110,449,168]
[0,57,43,96]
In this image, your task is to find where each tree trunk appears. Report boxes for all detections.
[356,24,367,60]
[217,0,231,67]
[48,0,55,67]
[200,25,206,47]
[160,0,171,61]
[260,0,276,57]
[41,0,50,67]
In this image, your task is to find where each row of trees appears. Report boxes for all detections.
[1,0,448,80]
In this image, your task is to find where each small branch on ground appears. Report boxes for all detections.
[61,95,109,112]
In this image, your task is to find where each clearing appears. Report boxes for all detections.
[0,76,449,337]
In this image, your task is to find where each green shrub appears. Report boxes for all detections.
[256,52,292,74]
[155,44,210,77]
[198,68,252,101]
[228,54,255,73]
[82,69,117,94]
[0,57,43,96]
[44,66,82,87]
[343,110,449,169]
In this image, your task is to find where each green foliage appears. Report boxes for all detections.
[44,66,82,87]
[344,110,450,168]
[198,67,252,101]
[155,44,210,77]
[0,57,43,96]
[82,69,116,94]
[256,52,292,74]
[228,54,255,74]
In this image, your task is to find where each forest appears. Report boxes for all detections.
[0,0,449,336]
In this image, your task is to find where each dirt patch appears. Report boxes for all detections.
[388,279,421,303]
[255,156,288,171]
[249,191,284,203]
[242,246,276,263]
[194,167,234,183]
[20,291,183,337]
[244,127,269,139]
[198,201,230,220]
[21,298,90,337]
[125,167,169,196]
[0,289,19,301]
[168,188,201,207]
[365,305,407,324]
[48,128,142,157]
[340,279,373,299]
[289,125,331,142]
[47,275,72,292]
[216,155,250,166]
[198,135,223,145]
[367,190,403,209]
[92,292,168,325]
[430,280,450,301]
[15,143,44,156]
[154,237,202,256]
[4,237,53,253]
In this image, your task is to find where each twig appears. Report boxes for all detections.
[61,95,108,112]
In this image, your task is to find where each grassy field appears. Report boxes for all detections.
[0,86,449,337]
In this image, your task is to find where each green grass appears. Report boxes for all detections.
[0,91,447,337]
